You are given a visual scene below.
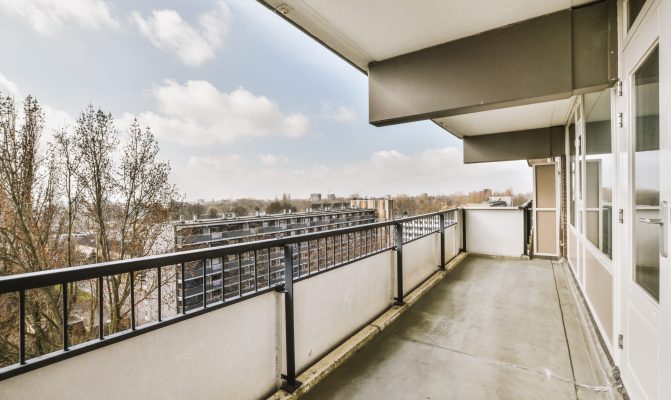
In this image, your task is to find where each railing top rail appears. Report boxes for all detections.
[0,209,459,294]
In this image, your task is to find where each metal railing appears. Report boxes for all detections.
[0,208,459,388]
[520,200,534,257]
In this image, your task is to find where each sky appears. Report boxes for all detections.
[0,0,531,201]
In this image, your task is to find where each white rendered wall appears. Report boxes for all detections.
[291,251,394,372]
[1,292,280,400]
[465,208,524,257]
[444,224,458,262]
[402,233,439,295]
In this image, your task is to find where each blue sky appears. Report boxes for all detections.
[0,0,531,200]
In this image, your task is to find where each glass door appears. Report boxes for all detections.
[620,2,669,399]
[633,46,660,302]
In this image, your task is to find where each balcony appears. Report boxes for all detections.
[0,207,621,400]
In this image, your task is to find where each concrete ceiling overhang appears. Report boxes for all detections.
[257,0,616,140]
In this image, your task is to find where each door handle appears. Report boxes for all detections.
[637,218,663,225]
[637,201,668,258]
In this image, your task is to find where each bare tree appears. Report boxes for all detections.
[75,109,180,332]
[0,96,183,363]
[0,94,68,362]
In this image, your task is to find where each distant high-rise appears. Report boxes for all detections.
[350,196,394,221]
[309,193,322,202]
[174,208,377,312]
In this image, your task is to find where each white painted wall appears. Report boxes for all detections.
[444,224,459,262]
[1,293,280,400]
[291,251,394,372]
[464,207,524,257]
[402,233,439,294]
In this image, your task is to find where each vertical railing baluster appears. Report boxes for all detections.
[157,267,162,322]
[326,237,330,268]
[267,248,271,287]
[317,238,321,271]
[347,233,350,261]
[202,259,207,308]
[298,243,302,277]
[254,250,258,292]
[130,272,136,331]
[62,283,68,350]
[307,241,312,274]
[339,234,343,264]
[237,253,242,298]
[98,276,104,339]
[19,289,25,364]
[366,229,369,254]
[181,263,186,314]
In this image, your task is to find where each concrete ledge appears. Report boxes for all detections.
[467,252,527,260]
[267,252,469,400]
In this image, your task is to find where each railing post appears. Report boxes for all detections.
[522,207,529,257]
[281,244,301,393]
[439,213,446,271]
[460,208,467,252]
[394,222,405,306]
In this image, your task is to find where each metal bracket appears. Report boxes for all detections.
[618,334,624,349]
[616,80,623,96]
[617,112,623,128]
[280,376,302,393]
[274,285,287,293]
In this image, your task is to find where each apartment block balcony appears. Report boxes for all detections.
[0,205,623,400]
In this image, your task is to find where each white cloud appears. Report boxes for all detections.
[0,71,19,96]
[126,79,309,145]
[320,103,356,123]
[260,154,288,166]
[174,147,532,201]
[131,1,231,66]
[0,0,119,35]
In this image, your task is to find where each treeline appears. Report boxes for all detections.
[0,93,181,365]
[393,189,531,216]
[179,196,317,220]
[179,189,531,221]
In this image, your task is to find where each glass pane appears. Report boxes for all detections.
[634,46,660,301]
[584,89,613,258]
[628,0,647,28]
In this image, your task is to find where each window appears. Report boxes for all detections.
[628,0,647,28]
[584,89,613,259]
[569,123,576,226]
[633,46,660,301]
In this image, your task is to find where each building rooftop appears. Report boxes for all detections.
[175,208,376,229]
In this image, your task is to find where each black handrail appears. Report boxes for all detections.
[0,209,457,295]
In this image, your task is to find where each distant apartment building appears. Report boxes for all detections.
[309,193,322,202]
[350,196,394,221]
[327,193,336,200]
[174,208,377,312]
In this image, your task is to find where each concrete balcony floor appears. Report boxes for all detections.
[303,256,622,400]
